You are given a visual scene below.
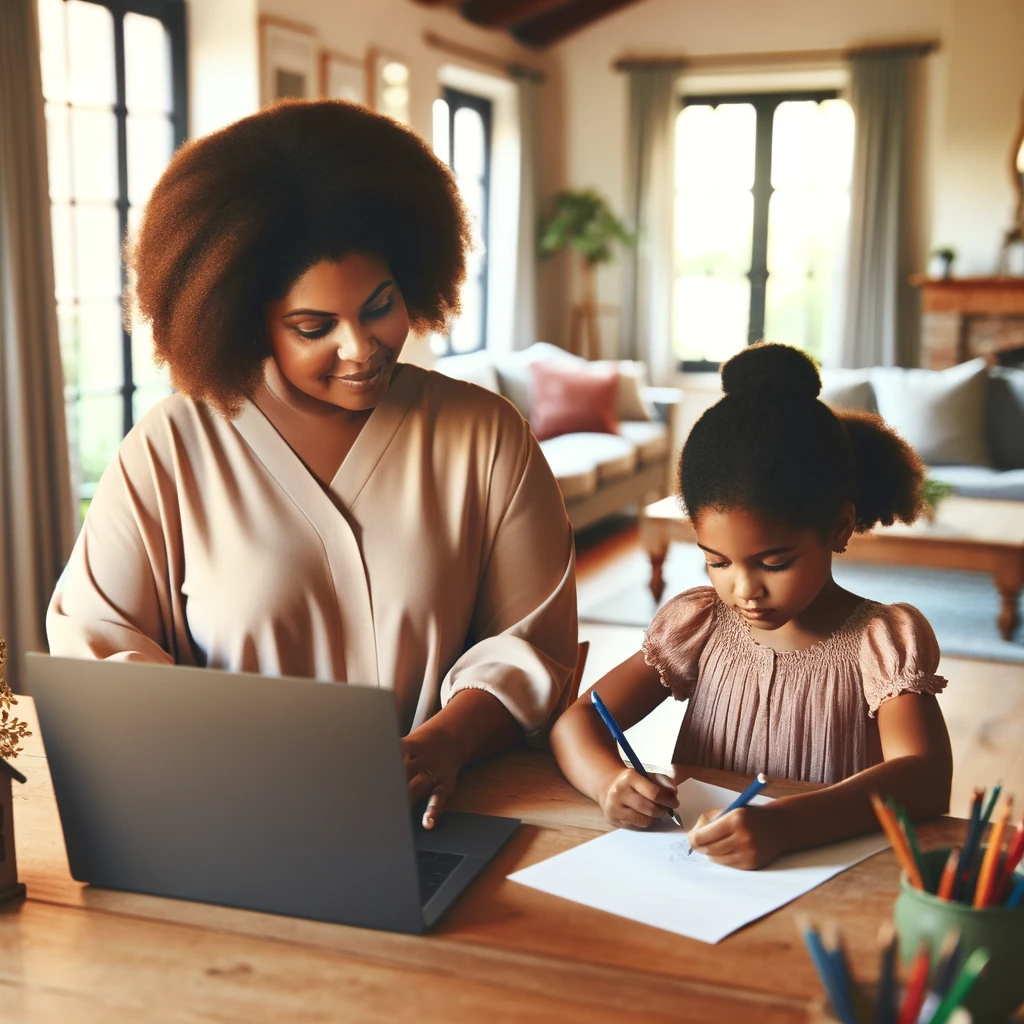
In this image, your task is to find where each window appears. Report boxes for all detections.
[431,87,493,355]
[38,0,186,516]
[673,91,853,369]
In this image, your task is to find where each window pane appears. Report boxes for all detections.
[45,103,72,200]
[73,204,121,299]
[674,275,751,364]
[127,113,173,205]
[451,278,483,354]
[64,301,124,390]
[379,61,409,124]
[133,385,172,422]
[38,0,68,102]
[676,191,753,276]
[129,316,169,388]
[676,104,756,191]
[67,1,115,107]
[124,13,172,114]
[50,202,75,301]
[453,106,485,182]
[771,99,855,190]
[432,98,450,165]
[73,393,123,485]
[70,107,119,201]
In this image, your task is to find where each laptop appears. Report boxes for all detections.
[26,654,519,934]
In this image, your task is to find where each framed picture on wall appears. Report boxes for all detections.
[321,50,366,104]
[369,48,411,124]
[259,16,317,105]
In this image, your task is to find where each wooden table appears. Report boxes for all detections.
[2,697,969,1023]
[639,495,1024,640]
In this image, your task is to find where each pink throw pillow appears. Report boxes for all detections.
[528,362,620,441]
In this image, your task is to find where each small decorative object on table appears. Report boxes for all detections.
[929,247,957,279]
[921,478,956,522]
[0,637,28,904]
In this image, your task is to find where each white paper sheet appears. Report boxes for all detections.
[509,779,889,943]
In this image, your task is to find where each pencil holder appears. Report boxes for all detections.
[893,847,1024,1021]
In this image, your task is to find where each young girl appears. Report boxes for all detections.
[551,342,953,869]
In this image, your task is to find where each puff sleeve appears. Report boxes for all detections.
[641,586,717,701]
[859,603,947,717]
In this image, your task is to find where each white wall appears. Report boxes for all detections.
[552,0,1024,354]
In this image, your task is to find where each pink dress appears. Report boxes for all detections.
[641,587,947,784]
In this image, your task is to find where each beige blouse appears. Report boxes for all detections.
[642,587,947,784]
[47,365,578,738]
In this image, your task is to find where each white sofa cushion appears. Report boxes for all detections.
[536,439,599,500]
[617,420,670,463]
[924,465,1024,501]
[539,432,638,494]
[870,358,992,467]
[819,369,876,413]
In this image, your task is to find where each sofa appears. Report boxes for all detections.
[435,343,683,529]
[820,358,1024,500]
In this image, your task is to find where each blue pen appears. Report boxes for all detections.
[1006,875,1024,908]
[590,690,682,827]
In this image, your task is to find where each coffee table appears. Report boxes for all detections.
[639,495,1024,641]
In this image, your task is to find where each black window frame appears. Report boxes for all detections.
[52,0,187,457]
[438,85,493,356]
[677,89,838,373]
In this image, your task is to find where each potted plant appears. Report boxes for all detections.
[921,478,956,522]
[929,247,957,279]
[538,190,633,359]
[0,638,28,905]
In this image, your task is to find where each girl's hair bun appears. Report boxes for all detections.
[720,341,821,400]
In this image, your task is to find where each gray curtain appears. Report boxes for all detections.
[621,66,677,383]
[0,0,76,690]
[512,68,542,351]
[838,52,914,368]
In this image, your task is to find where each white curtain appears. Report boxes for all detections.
[838,51,914,368]
[511,68,542,351]
[621,66,677,384]
[0,0,76,690]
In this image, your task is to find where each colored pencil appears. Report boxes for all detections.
[797,917,855,1024]
[894,805,930,891]
[932,929,962,1001]
[822,922,858,1024]
[875,922,897,1024]
[590,690,683,828]
[1006,874,1024,908]
[870,793,924,889]
[954,788,985,900]
[715,772,768,819]
[993,818,1024,904]
[896,939,931,1024]
[927,947,991,1024]
[973,797,1012,908]
[981,783,1002,826]
[936,846,960,901]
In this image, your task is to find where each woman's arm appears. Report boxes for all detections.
[550,651,679,828]
[688,692,953,869]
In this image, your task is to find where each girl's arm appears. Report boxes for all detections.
[550,652,680,828]
[688,692,952,868]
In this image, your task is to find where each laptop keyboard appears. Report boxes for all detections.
[416,849,465,903]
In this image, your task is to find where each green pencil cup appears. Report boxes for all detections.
[893,847,1024,1022]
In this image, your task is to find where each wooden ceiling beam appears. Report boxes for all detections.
[511,0,644,48]
[459,0,570,29]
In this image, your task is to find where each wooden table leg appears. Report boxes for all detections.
[994,561,1024,642]
[649,546,667,603]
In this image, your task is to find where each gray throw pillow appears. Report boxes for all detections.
[987,366,1024,470]
[819,370,877,413]
[870,358,992,467]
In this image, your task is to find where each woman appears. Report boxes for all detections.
[47,100,578,828]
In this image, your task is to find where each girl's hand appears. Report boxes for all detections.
[686,804,787,869]
[401,728,462,830]
[599,768,678,829]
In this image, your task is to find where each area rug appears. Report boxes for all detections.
[578,542,1024,664]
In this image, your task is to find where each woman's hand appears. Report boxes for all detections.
[686,804,787,869]
[598,768,678,829]
[401,727,463,831]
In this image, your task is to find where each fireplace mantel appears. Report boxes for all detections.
[910,275,1024,367]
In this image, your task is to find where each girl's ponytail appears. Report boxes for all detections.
[837,411,925,531]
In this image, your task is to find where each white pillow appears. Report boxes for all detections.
[819,369,876,413]
[870,358,992,467]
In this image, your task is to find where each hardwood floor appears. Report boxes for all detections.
[575,517,1024,816]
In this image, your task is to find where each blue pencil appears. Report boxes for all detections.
[715,772,769,820]
[798,918,856,1024]
[1006,875,1024,908]
[590,690,682,827]
[981,783,1002,826]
